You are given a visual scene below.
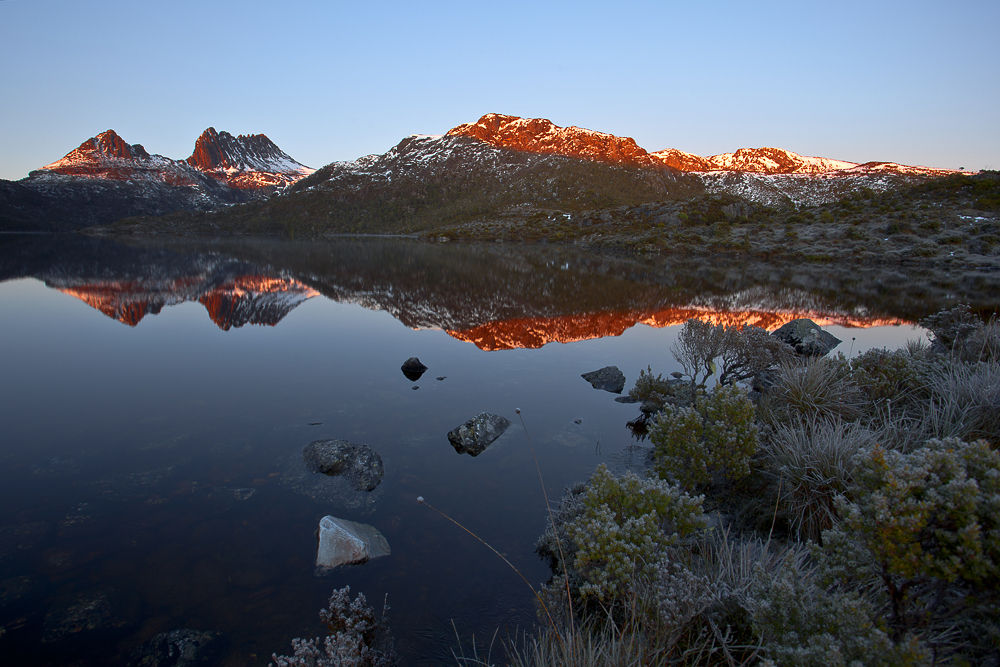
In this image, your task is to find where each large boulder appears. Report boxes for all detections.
[447,413,512,456]
[302,440,384,492]
[316,516,391,570]
[581,366,626,394]
[771,319,841,357]
[400,357,428,381]
[127,629,223,667]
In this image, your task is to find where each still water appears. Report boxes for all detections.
[0,235,991,666]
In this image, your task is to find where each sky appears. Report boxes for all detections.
[1,0,998,181]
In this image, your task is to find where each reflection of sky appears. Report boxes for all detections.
[0,275,934,665]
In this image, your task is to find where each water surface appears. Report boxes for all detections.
[2,235,990,666]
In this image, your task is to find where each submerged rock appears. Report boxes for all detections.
[447,413,512,456]
[42,591,135,645]
[302,439,385,492]
[316,516,391,570]
[128,629,223,667]
[771,318,842,357]
[401,357,428,381]
[581,366,626,394]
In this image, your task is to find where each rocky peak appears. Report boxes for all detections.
[446,113,655,167]
[42,129,153,174]
[186,127,313,189]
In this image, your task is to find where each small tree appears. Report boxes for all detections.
[671,318,793,391]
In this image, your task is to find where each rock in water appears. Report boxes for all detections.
[127,629,222,667]
[581,366,626,394]
[302,440,385,492]
[447,413,512,456]
[42,592,134,645]
[316,516,391,570]
[401,357,428,381]
[771,319,842,357]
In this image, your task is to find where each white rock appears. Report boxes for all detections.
[316,516,390,569]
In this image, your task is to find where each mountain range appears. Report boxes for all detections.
[0,128,312,230]
[0,113,959,233]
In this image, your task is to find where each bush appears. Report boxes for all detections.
[649,385,759,490]
[761,357,864,425]
[820,439,1000,660]
[271,586,397,667]
[760,418,878,541]
[536,464,707,604]
[671,319,793,390]
[751,552,930,667]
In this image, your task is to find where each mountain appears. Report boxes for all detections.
[1,128,312,231]
[186,127,313,189]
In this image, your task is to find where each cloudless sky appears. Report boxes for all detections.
[1,0,997,180]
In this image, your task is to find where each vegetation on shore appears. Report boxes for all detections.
[272,305,999,666]
[97,171,1000,270]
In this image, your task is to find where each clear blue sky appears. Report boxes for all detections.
[1,0,997,180]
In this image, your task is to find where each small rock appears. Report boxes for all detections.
[614,396,641,404]
[447,413,512,456]
[771,319,842,357]
[412,386,419,390]
[302,440,385,492]
[316,516,391,570]
[436,376,446,381]
[128,629,223,667]
[581,366,626,394]
[401,357,428,381]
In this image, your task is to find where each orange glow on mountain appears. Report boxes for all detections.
[447,308,906,351]
[56,275,318,329]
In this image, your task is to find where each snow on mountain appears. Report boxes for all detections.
[186,127,314,189]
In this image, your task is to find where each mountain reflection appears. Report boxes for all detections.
[1,235,993,348]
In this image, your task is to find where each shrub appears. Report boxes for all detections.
[821,439,1000,659]
[760,418,879,540]
[751,552,930,667]
[761,357,864,425]
[536,464,707,604]
[649,385,759,490]
[271,586,397,667]
[927,360,1000,444]
[670,318,793,390]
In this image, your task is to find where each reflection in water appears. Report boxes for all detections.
[2,234,986,348]
[1,234,998,667]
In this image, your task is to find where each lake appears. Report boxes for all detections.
[0,234,994,666]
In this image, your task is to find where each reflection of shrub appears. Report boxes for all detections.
[650,385,759,490]
[272,586,397,667]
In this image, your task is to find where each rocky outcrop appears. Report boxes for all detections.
[581,366,626,394]
[771,318,842,357]
[447,113,656,168]
[303,439,385,492]
[316,516,391,570]
[447,413,512,456]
